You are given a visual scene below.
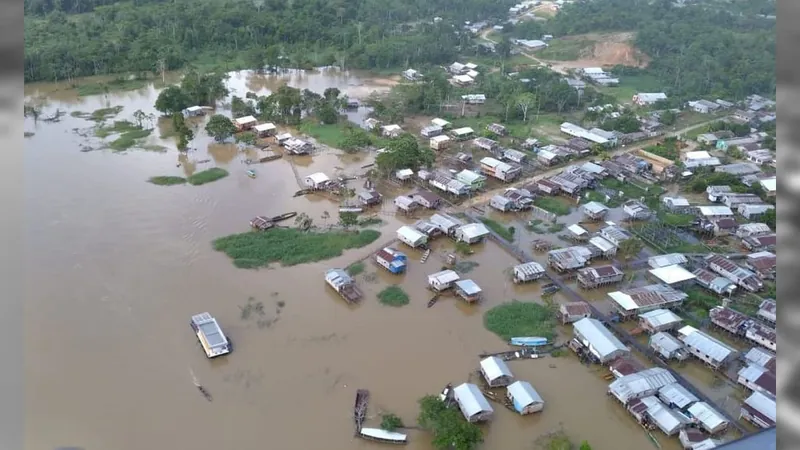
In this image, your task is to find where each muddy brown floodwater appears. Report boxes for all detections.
[24,69,680,450]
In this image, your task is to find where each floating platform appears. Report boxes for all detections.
[354,389,370,431]
[479,348,542,361]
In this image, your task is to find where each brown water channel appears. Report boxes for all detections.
[24,69,681,450]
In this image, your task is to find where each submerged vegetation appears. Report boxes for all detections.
[148,176,187,186]
[213,228,381,268]
[187,168,229,185]
[380,413,404,432]
[483,301,556,341]
[108,128,152,150]
[478,217,515,242]
[533,197,572,216]
[346,261,366,276]
[377,285,410,307]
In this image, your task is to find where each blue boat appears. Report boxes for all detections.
[509,337,549,347]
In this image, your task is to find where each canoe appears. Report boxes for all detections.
[270,212,297,222]
[246,170,257,178]
[359,427,408,445]
[339,207,363,213]
[510,337,549,347]
[354,389,370,429]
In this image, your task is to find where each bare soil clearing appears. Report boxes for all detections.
[542,32,651,71]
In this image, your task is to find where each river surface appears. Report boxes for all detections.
[24,69,684,450]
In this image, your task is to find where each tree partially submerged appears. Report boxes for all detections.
[375,134,435,175]
[205,114,238,142]
[417,395,483,450]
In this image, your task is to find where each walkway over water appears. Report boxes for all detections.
[464,212,748,435]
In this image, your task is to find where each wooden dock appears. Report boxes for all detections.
[354,389,370,432]
[478,348,542,361]
[420,248,431,263]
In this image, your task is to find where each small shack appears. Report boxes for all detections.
[304,172,331,189]
[375,247,408,274]
[182,106,205,117]
[639,309,683,334]
[487,123,507,136]
[285,138,313,155]
[649,332,689,361]
[254,122,277,137]
[608,368,677,405]
[395,168,415,182]
[456,223,490,244]
[453,383,494,423]
[421,125,443,138]
[490,195,515,212]
[394,195,420,214]
[479,356,514,387]
[572,317,630,364]
[454,279,483,303]
[397,225,428,249]
[234,115,258,131]
[658,383,698,411]
[648,265,697,289]
[324,268,362,303]
[687,402,730,434]
[358,190,382,207]
[276,132,292,145]
[429,213,463,236]
[451,127,476,141]
[567,224,589,241]
[577,265,624,289]
[410,191,442,209]
[429,134,451,150]
[381,124,403,138]
[506,381,544,415]
[582,201,609,220]
[557,301,592,325]
[432,118,451,129]
[427,269,460,291]
[512,262,546,283]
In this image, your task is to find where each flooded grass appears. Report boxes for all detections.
[187,168,229,185]
[377,285,410,307]
[108,129,153,151]
[212,228,381,268]
[380,413,404,431]
[95,120,141,138]
[298,121,347,148]
[547,222,566,233]
[74,106,124,122]
[483,300,557,341]
[148,176,187,186]
[74,78,154,97]
[346,261,366,276]
[534,197,572,216]
[479,217,516,242]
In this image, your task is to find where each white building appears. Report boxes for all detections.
[608,367,677,404]
[677,326,738,369]
[649,332,688,361]
[572,317,629,363]
[427,270,460,291]
[740,391,776,428]
[686,402,729,434]
[506,381,544,415]
[560,122,610,145]
[453,383,494,422]
[648,265,697,287]
[303,172,331,189]
[632,93,668,106]
[396,225,428,248]
[479,356,515,387]
[456,223,490,244]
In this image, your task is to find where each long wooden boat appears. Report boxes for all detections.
[358,427,408,445]
[270,211,297,222]
[509,337,549,347]
[354,389,370,430]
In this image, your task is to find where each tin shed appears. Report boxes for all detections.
[506,381,544,415]
[479,356,514,387]
[453,383,494,422]
[427,270,460,291]
[397,226,428,249]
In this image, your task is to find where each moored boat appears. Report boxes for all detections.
[509,337,549,347]
[358,427,408,445]
[246,169,257,178]
[250,216,275,231]
[270,211,297,222]
[354,389,370,430]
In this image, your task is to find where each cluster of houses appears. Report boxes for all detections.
[448,61,481,86]
[545,223,633,271]
[393,213,491,250]
[578,67,620,86]
[231,114,314,155]
[447,359,545,424]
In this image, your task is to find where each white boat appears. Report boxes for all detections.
[359,427,408,445]
[190,313,232,358]
[509,336,549,347]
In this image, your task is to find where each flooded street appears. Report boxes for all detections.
[25,69,680,450]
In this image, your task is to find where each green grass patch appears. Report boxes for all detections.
[684,287,721,319]
[658,211,695,227]
[644,141,680,161]
[582,189,621,207]
[377,285,410,307]
[483,300,556,341]
[596,73,662,104]
[346,261,366,276]
[536,39,594,61]
[547,222,566,233]
[108,128,153,151]
[213,228,381,269]
[74,78,152,97]
[358,217,384,227]
[187,168,229,185]
[298,121,348,148]
[600,178,663,199]
[533,197,572,216]
[95,120,141,138]
[478,217,515,242]
[526,219,546,233]
[88,106,124,122]
[148,176,187,186]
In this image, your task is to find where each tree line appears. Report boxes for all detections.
[24,0,516,82]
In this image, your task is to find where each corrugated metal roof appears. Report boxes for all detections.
[572,318,628,360]
[589,236,616,253]
[507,380,543,406]
[646,397,690,434]
[609,368,676,403]
[453,383,493,417]
[640,310,683,328]
[608,284,688,311]
[659,383,698,409]
[698,206,734,216]
[455,279,482,295]
[459,223,490,239]
[650,332,684,354]
[480,356,513,381]
[568,224,588,235]
[428,270,460,284]
[514,261,545,276]
[687,402,729,431]
[744,391,776,423]
[680,328,737,363]
[397,225,426,242]
[744,347,776,369]
[649,265,697,284]
[716,427,775,450]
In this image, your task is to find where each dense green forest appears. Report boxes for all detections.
[513,0,775,100]
[24,0,514,82]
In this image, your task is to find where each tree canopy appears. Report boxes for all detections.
[417,395,483,450]
[375,133,435,175]
[24,0,518,82]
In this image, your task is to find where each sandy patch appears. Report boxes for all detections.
[543,32,650,72]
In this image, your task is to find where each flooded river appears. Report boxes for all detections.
[24,69,681,450]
